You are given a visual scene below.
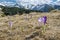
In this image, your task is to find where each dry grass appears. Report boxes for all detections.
[0,12,60,40]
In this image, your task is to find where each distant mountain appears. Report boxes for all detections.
[0,0,60,12]
[53,1,60,10]
[0,2,16,7]
[31,4,54,12]
[54,5,60,10]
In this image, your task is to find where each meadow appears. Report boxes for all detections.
[0,11,60,40]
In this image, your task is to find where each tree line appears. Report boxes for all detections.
[0,5,55,16]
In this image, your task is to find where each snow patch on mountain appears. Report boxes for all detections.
[16,0,60,9]
[16,0,53,9]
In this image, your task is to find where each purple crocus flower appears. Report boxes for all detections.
[43,16,47,25]
[9,21,13,27]
[38,16,47,25]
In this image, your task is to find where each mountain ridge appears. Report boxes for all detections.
[0,0,60,12]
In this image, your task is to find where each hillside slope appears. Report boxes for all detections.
[0,12,60,40]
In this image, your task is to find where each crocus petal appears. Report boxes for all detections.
[38,18,42,22]
[43,16,47,24]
